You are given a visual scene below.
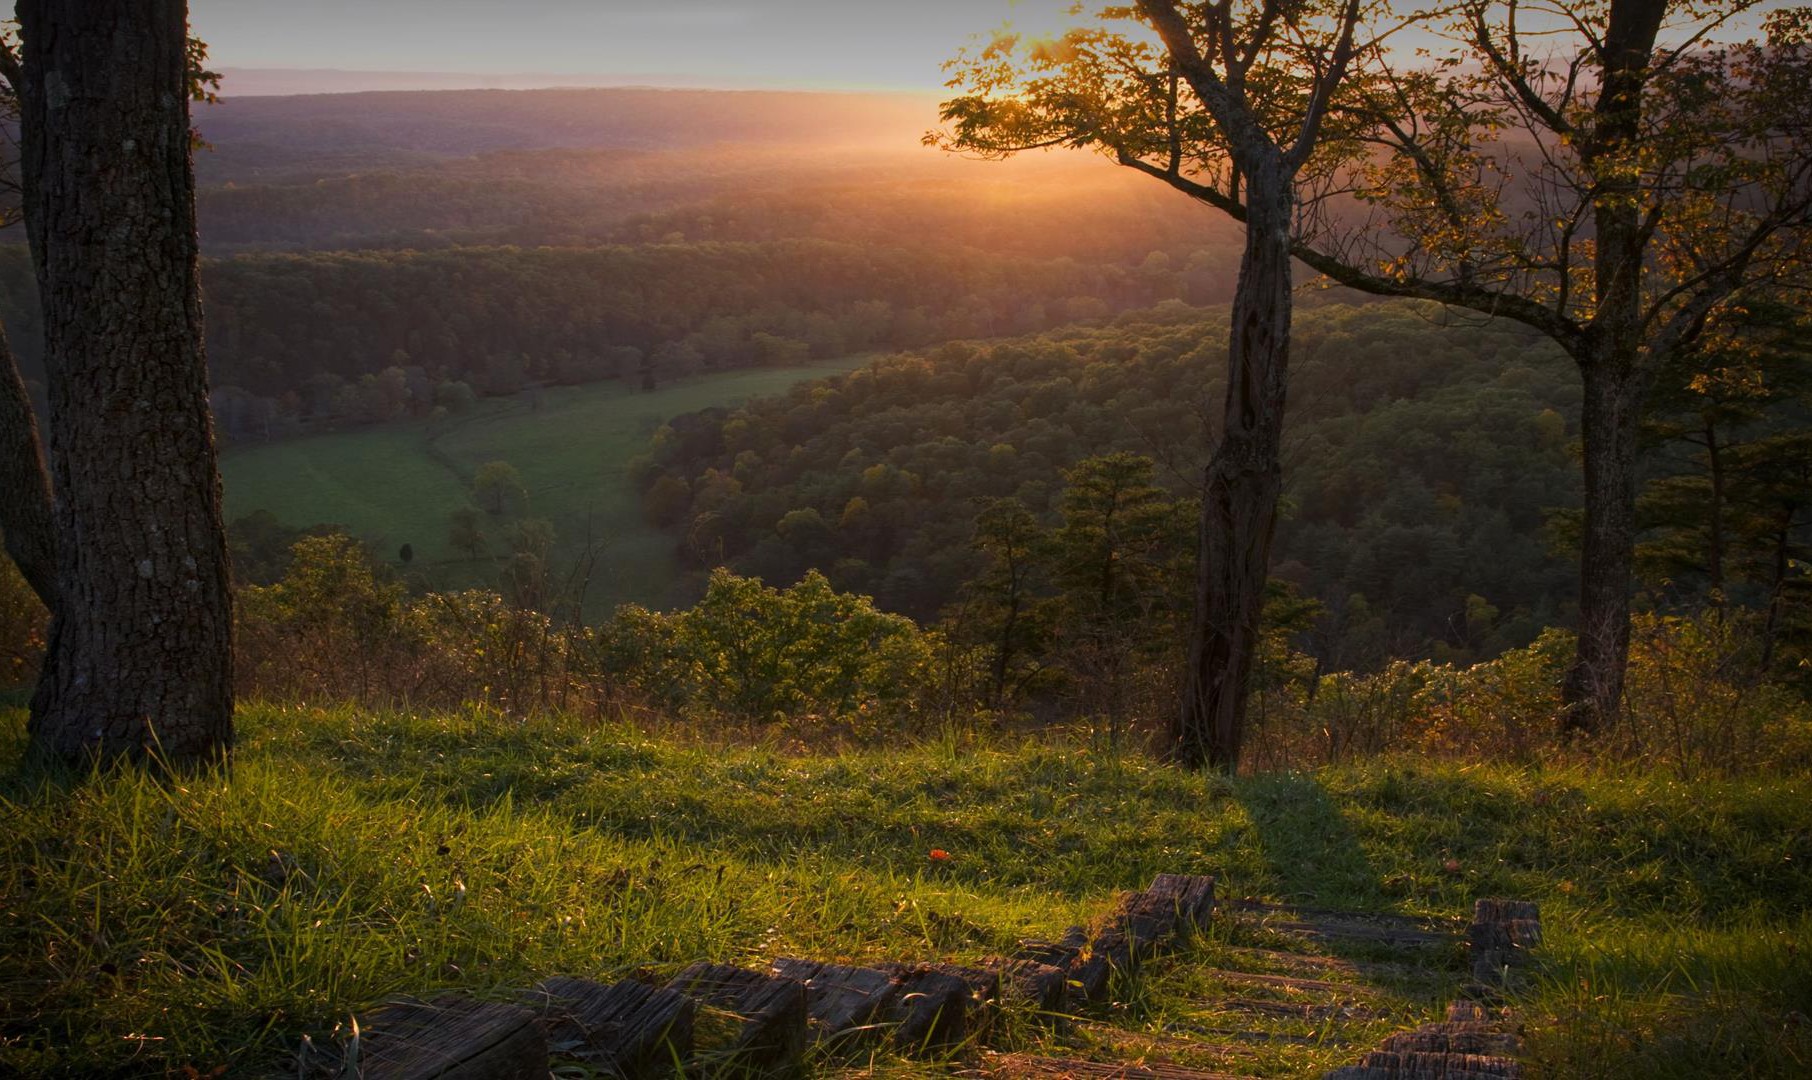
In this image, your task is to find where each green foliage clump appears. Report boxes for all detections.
[1250,615,1812,776]
[236,533,603,716]
[603,568,935,731]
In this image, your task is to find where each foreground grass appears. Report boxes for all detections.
[2,705,1808,1077]
[219,356,872,615]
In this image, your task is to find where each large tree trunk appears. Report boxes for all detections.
[1560,355,1645,737]
[1172,161,1293,770]
[0,320,56,607]
[1556,0,1668,739]
[18,0,235,765]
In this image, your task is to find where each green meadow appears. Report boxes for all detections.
[219,357,872,614]
[3,705,1808,1077]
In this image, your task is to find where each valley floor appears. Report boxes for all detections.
[1,705,1808,1077]
[219,356,874,616]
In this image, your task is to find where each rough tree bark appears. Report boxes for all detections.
[0,320,56,607]
[18,0,234,764]
[1556,0,1668,737]
[1561,355,1646,737]
[1173,159,1294,770]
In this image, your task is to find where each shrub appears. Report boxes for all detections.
[1251,616,1811,775]
[601,568,936,732]
[236,534,603,717]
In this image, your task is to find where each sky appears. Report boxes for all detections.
[190,0,1074,95]
[191,0,1796,97]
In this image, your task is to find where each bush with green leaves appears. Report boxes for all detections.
[236,533,602,716]
[602,567,936,730]
[1251,616,1811,775]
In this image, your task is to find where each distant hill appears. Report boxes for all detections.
[213,68,719,97]
[193,86,940,182]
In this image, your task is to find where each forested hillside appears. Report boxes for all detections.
[0,238,1222,441]
[634,301,1580,667]
[0,89,1246,443]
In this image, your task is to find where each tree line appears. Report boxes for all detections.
[0,237,1240,442]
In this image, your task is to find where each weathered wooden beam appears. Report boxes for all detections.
[345,995,547,1080]
[769,958,901,1047]
[1015,925,1106,1002]
[1325,1049,1521,1079]
[523,976,693,1078]
[991,957,1068,1016]
[1324,1000,1524,1079]
[889,961,999,1041]
[963,1051,1255,1079]
[1466,900,1541,989]
[666,961,807,1074]
[1149,874,1217,931]
[1379,1025,1520,1057]
[1080,874,1217,996]
[884,964,973,1050]
[770,957,971,1053]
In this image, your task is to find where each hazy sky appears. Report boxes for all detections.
[190,0,1071,93]
[190,1,1795,96]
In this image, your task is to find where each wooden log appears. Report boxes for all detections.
[1082,874,1218,998]
[523,976,693,1077]
[770,958,971,1053]
[1148,874,1217,932]
[963,1052,1255,1079]
[1467,900,1541,988]
[347,995,547,1080]
[889,961,1000,1038]
[1379,1025,1520,1057]
[992,957,1068,1016]
[769,958,901,1046]
[666,961,807,1074]
[884,964,972,1051]
[1326,1049,1521,1079]
[1013,926,1087,971]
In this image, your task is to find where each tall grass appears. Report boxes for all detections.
[2,704,1808,1076]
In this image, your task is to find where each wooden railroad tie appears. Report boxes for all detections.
[312,882,1541,1080]
[666,960,809,1075]
[330,995,548,1080]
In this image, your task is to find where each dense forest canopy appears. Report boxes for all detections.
[632,300,1580,669]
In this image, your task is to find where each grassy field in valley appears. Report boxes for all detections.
[220,357,872,614]
[1,705,1807,1077]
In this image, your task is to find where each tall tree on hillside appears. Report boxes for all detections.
[938,0,1375,768]
[939,0,1812,745]
[1639,302,1812,611]
[1053,452,1191,738]
[5,1,234,764]
[0,28,215,613]
[1323,0,1812,734]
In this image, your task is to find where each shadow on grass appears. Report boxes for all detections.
[1233,772,1386,910]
